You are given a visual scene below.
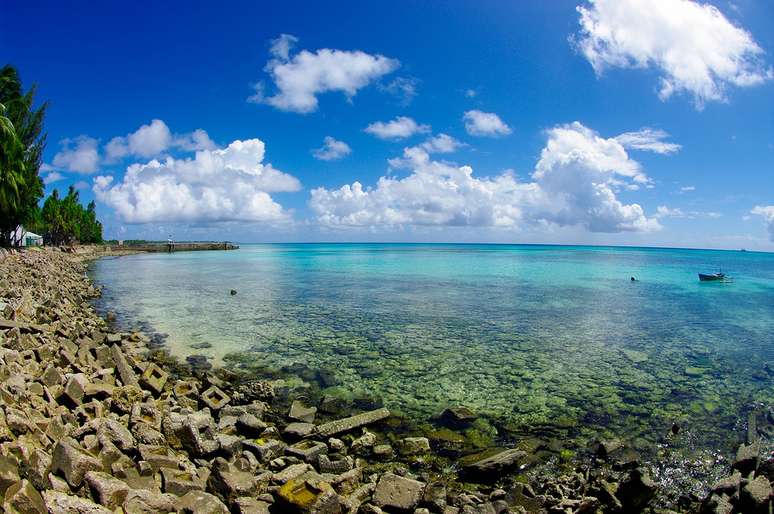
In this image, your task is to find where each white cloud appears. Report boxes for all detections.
[365,116,431,140]
[380,77,419,105]
[174,129,217,153]
[52,136,100,174]
[312,136,352,161]
[680,185,696,192]
[251,34,399,113]
[575,0,773,108]
[463,110,512,137]
[465,89,477,98]
[43,172,64,184]
[420,133,464,154]
[93,139,301,224]
[268,33,298,62]
[752,205,774,241]
[615,128,682,154]
[311,121,667,234]
[105,120,215,161]
[656,205,722,219]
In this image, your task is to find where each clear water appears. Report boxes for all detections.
[91,244,774,457]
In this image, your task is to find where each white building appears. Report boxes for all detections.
[12,226,43,247]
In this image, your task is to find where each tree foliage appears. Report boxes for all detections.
[40,186,103,245]
[0,65,47,246]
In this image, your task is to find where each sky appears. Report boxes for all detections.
[2,0,773,250]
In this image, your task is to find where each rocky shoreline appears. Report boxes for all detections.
[0,246,770,513]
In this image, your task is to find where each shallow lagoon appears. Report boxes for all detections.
[92,244,774,459]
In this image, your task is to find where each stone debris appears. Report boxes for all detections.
[0,246,760,514]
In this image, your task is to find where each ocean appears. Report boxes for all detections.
[91,243,774,462]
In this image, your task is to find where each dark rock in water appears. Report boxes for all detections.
[461,448,527,479]
[594,438,624,459]
[352,394,383,411]
[186,354,212,372]
[711,471,741,498]
[190,342,212,350]
[732,440,760,476]
[319,395,350,415]
[617,467,657,512]
[740,476,772,514]
[316,368,339,387]
[439,406,477,428]
[230,289,237,295]
[701,493,734,514]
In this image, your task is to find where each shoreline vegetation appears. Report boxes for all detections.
[0,246,770,514]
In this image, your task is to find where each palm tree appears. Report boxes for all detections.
[0,65,47,247]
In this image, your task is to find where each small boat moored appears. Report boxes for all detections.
[698,272,726,282]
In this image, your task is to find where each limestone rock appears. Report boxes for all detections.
[2,479,46,514]
[396,437,430,456]
[176,490,230,514]
[42,490,113,514]
[51,438,103,487]
[84,471,130,509]
[372,472,426,511]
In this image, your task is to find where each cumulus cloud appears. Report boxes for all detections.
[93,139,301,224]
[250,34,399,113]
[311,121,671,233]
[463,110,512,137]
[380,77,419,105]
[365,116,431,140]
[420,133,464,154]
[52,136,100,174]
[105,120,215,161]
[575,0,773,108]
[752,205,774,241]
[312,136,352,161]
[615,128,682,154]
[43,172,64,185]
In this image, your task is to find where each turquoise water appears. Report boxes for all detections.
[91,244,774,457]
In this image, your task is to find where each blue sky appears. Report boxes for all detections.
[2,0,773,249]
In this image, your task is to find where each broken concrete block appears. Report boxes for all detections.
[63,373,88,405]
[314,408,390,438]
[175,490,229,514]
[201,386,230,411]
[372,472,426,511]
[3,479,46,514]
[110,345,139,387]
[43,489,113,514]
[289,400,317,423]
[51,438,103,487]
[140,363,168,395]
[85,471,130,509]
[277,475,341,514]
[285,440,328,464]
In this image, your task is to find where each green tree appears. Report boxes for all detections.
[40,187,103,245]
[0,65,47,247]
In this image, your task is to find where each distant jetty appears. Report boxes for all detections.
[111,241,239,252]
